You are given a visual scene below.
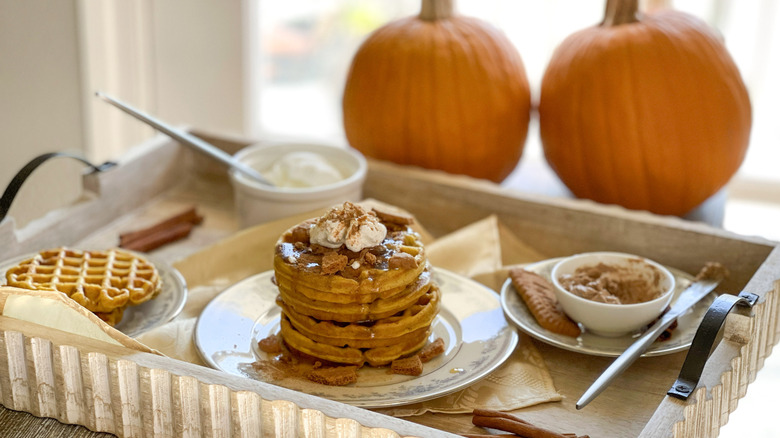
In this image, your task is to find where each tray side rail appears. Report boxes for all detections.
[364,159,776,303]
[0,135,190,260]
[0,316,457,438]
[640,247,780,438]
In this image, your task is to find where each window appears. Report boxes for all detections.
[65,0,778,237]
[255,0,779,186]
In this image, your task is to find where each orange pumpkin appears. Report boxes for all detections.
[342,0,531,182]
[539,0,751,216]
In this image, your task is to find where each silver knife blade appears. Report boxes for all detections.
[576,277,721,409]
[95,91,273,186]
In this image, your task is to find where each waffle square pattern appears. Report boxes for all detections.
[5,247,162,324]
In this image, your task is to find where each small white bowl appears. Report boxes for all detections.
[550,252,675,337]
[230,142,367,228]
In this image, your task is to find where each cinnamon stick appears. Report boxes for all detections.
[471,410,589,438]
[119,207,203,252]
[461,434,518,438]
[120,220,194,252]
[119,207,203,247]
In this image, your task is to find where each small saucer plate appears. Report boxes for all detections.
[500,258,713,357]
[0,252,187,338]
[113,254,187,337]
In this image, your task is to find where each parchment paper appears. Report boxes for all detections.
[137,205,563,416]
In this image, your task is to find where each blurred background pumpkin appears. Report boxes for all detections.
[342,0,531,183]
[539,0,751,216]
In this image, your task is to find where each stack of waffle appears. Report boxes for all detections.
[273,203,440,367]
[5,247,162,326]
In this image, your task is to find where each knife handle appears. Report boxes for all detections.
[576,315,676,409]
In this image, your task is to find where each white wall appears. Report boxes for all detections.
[151,0,252,137]
[0,0,86,227]
[0,0,251,229]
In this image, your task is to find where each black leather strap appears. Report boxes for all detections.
[667,291,759,400]
[0,152,116,223]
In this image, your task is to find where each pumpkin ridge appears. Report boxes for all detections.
[639,27,678,212]
[571,33,601,202]
[631,24,676,211]
[691,27,750,203]
[671,12,752,150]
[639,19,704,212]
[400,21,427,167]
[441,20,476,174]
[388,20,423,166]
[552,30,606,201]
[423,20,447,170]
[644,19,694,212]
[667,23,714,211]
[453,18,526,174]
[615,33,644,209]
[651,11,748,212]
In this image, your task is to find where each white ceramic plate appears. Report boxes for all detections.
[0,252,187,338]
[501,258,714,357]
[194,268,518,409]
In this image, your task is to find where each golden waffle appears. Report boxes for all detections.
[280,316,432,367]
[274,220,426,301]
[95,307,125,327]
[5,248,162,322]
[278,266,434,323]
[279,283,440,350]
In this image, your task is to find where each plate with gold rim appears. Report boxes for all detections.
[0,251,187,338]
[194,267,518,409]
[500,258,715,357]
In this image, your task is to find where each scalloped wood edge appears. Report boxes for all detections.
[4,133,780,437]
[640,257,780,438]
[0,315,456,438]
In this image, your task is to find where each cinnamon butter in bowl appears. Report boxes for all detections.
[550,252,675,337]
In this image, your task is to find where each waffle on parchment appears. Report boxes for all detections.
[273,203,439,367]
[5,247,162,325]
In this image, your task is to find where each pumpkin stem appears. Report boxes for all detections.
[601,0,640,26]
[419,0,454,21]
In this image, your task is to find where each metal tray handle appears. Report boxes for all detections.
[668,291,760,399]
[0,152,116,223]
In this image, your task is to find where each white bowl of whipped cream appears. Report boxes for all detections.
[230,142,367,228]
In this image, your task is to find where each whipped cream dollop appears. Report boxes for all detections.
[263,151,344,188]
[310,202,387,252]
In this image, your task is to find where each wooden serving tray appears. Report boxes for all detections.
[1,131,778,437]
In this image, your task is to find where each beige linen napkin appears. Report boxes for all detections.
[376,216,561,417]
[136,207,562,415]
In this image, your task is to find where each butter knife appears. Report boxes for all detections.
[95,91,272,186]
[576,276,723,409]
